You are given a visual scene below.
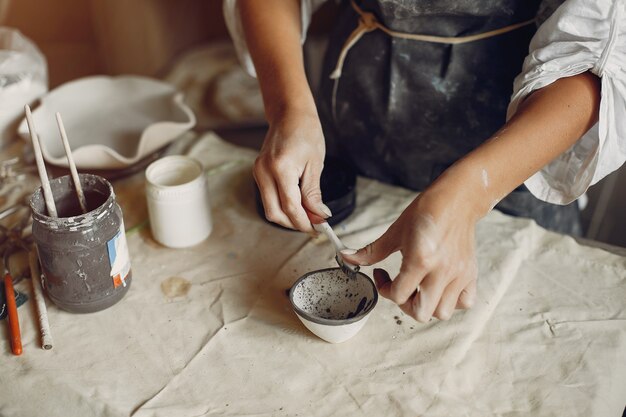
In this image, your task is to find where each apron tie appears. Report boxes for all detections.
[331,0,537,80]
[330,0,537,119]
[329,8,378,80]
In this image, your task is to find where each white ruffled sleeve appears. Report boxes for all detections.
[508,0,626,205]
[223,0,328,78]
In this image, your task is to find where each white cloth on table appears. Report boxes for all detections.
[1,133,624,417]
[223,0,626,206]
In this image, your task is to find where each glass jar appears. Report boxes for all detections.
[30,174,132,313]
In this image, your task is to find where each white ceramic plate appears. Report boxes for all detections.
[17,76,196,170]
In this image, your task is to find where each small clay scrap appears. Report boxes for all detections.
[161,276,191,299]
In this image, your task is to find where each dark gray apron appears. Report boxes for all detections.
[317,0,581,235]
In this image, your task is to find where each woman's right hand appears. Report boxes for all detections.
[238,0,328,232]
[253,109,332,233]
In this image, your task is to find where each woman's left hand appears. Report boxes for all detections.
[341,71,603,323]
[341,181,482,322]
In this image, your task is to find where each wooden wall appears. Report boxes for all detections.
[2,0,101,87]
[1,0,336,87]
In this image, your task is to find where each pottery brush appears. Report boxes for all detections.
[306,210,359,278]
[24,105,58,218]
[56,112,87,214]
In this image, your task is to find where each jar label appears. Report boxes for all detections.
[107,225,131,288]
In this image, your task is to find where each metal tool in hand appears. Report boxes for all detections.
[306,209,360,279]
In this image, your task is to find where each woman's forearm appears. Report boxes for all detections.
[238,0,317,122]
[430,71,601,218]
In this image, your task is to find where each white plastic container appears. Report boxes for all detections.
[145,156,212,248]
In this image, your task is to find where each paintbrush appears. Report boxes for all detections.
[306,210,359,278]
[56,112,87,214]
[24,105,57,218]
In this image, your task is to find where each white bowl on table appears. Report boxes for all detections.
[289,267,378,344]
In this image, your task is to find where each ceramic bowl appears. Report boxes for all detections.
[289,268,378,344]
[18,75,196,170]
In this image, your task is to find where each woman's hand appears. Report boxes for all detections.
[239,0,331,232]
[341,179,481,322]
[253,110,332,233]
[341,72,601,323]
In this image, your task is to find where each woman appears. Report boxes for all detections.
[224,0,625,322]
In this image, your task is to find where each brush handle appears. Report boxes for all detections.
[313,221,359,275]
[305,208,359,274]
[4,273,23,356]
[306,208,347,251]
[313,221,347,252]
[25,105,58,218]
[56,112,87,214]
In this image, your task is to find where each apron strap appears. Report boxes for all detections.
[330,0,537,80]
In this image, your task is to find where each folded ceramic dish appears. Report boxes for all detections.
[18,76,196,170]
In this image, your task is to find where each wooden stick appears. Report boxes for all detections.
[24,105,58,218]
[29,250,53,350]
[56,112,87,214]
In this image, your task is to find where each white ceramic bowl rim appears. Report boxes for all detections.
[289,267,378,326]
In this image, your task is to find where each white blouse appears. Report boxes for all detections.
[224,0,626,205]
[509,0,625,204]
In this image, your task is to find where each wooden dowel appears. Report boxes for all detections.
[24,105,58,218]
[56,112,87,214]
[29,250,53,350]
